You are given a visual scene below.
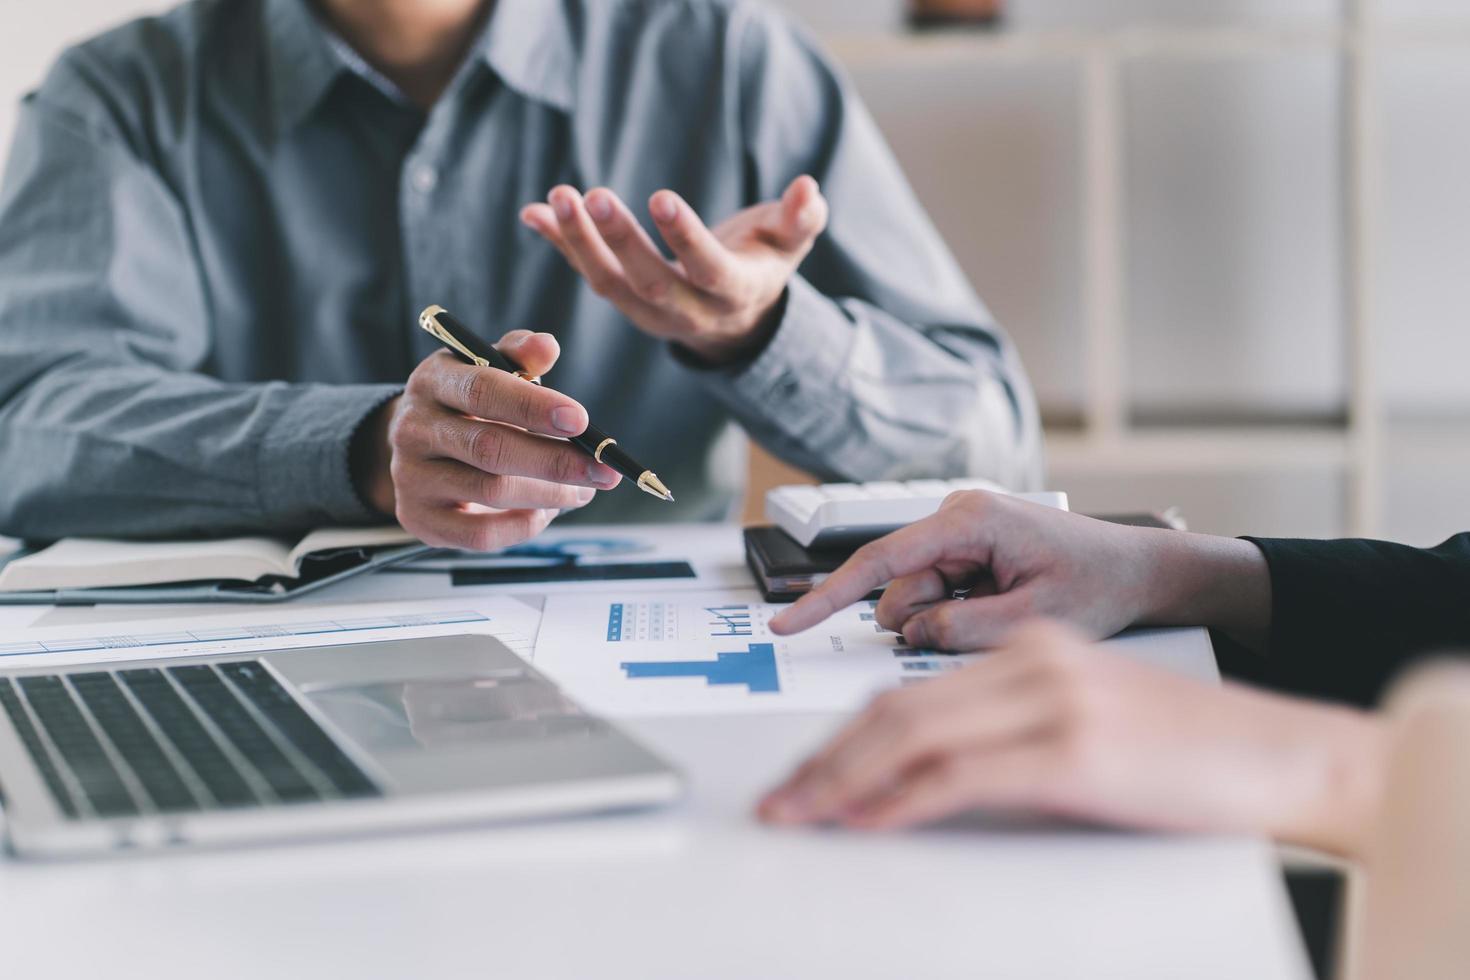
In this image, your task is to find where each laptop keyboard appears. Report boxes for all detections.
[0,660,379,819]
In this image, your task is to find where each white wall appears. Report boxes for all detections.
[0,2,164,152]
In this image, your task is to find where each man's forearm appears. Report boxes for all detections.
[693,276,1043,490]
[0,357,397,539]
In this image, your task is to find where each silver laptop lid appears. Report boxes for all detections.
[0,635,681,858]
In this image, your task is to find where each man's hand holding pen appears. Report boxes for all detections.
[352,172,827,553]
[356,332,621,551]
[519,175,830,365]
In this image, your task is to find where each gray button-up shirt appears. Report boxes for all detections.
[0,0,1041,540]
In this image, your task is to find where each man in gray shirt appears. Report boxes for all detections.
[0,0,1041,550]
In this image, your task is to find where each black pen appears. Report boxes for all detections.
[418,304,674,503]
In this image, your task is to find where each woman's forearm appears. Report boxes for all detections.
[1138,531,1273,651]
[1265,703,1387,857]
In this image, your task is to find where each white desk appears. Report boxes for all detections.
[0,526,1312,979]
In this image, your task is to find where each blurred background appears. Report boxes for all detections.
[5,1,1467,543]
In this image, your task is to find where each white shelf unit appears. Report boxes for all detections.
[823,1,1460,538]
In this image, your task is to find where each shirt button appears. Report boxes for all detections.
[410,163,438,194]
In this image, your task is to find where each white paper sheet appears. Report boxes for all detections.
[0,596,545,670]
[532,588,979,716]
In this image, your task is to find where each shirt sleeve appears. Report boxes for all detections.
[687,4,1043,490]
[1241,533,1470,707]
[0,79,397,540]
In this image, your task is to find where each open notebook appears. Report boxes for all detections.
[0,527,431,604]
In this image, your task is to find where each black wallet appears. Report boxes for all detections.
[743,526,880,603]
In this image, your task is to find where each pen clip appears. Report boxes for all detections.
[418,304,543,384]
[419,305,489,368]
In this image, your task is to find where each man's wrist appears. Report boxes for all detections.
[349,396,399,517]
[676,288,788,368]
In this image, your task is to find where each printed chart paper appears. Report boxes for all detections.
[533,589,975,716]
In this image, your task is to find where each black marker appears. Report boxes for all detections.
[418,305,674,503]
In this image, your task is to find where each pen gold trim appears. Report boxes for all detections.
[418,304,541,383]
[638,471,673,500]
[419,305,487,367]
[417,304,674,503]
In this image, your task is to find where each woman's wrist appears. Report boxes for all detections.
[1260,703,1388,857]
[1195,682,1387,857]
[1137,531,1273,648]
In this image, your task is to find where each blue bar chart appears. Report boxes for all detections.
[620,643,780,694]
[537,590,985,716]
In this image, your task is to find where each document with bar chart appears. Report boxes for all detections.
[533,589,977,716]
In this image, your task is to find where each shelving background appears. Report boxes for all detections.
[4,1,1469,542]
[776,0,1470,542]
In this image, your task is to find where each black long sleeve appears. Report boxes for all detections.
[1232,534,1470,707]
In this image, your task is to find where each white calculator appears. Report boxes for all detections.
[765,479,1069,549]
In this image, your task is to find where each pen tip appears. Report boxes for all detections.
[637,471,675,502]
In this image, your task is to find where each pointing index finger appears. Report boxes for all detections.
[768,516,958,635]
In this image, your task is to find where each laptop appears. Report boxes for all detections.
[0,634,682,858]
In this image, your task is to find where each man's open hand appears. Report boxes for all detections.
[520,176,829,364]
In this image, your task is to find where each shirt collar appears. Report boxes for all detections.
[264,0,577,138]
[478,0,576,114]
[264,0,348,137]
